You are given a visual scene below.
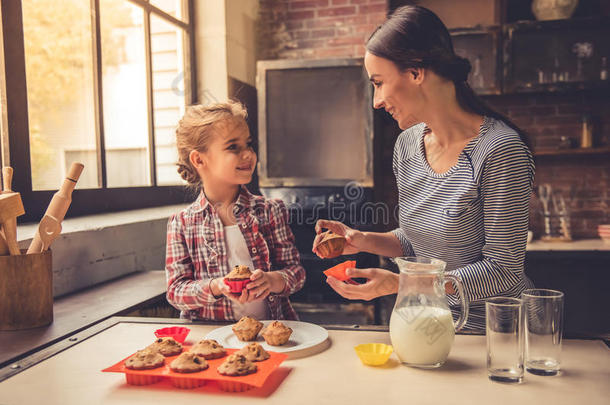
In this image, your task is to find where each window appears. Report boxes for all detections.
[1,0,195,221]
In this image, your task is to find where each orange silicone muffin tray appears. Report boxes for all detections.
[102,346,287,391]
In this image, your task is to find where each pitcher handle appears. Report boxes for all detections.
[443,274,469,332]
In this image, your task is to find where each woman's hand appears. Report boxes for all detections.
[312,219,367,257]
[326,267,399,301]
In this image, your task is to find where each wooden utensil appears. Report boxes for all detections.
[0,167,24,255]
[0,228,9,255]
[27,162,84,254]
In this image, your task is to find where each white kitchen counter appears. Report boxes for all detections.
[0,319,608,405]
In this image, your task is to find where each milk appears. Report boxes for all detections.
[389,306,455,367]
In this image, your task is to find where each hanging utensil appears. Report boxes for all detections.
[538,184,552,238]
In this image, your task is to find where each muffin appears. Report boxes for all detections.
[169,352,209,373]
[146,337,183,356]
[315,231,346,259]
[237,342,270,362]
[261,321,293,346]
[232,316,264,341]
[124,349,165,370]
[169,352,209,389]
[223,265,253,293]
[190,339,227,360]
[217,353,257,376]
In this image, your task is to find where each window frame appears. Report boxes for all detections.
[0,0,197,222]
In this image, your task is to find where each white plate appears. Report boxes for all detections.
[204,320,329,359]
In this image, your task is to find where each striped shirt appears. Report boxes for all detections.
[391,116,535,331]
[165,186,306,321]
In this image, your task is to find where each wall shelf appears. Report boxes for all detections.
[533,146,610,156]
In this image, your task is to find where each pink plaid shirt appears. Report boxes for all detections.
[165,186,305,321]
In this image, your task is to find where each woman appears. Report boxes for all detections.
[312,5,535,331]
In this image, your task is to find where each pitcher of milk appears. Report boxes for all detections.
[389,256,469,368]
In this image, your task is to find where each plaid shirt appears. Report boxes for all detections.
[165,186,305,321]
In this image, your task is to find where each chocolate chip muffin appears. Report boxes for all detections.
[146,337,183,356]
[190,339,227,360]
[232,316,264,341]
[261,321,293,346]
[124,349,165,370]
[315,230,346,259]
[225,265,252,281]
[217,353,257,376]
[169,352,209,373]
[237,342,270,362]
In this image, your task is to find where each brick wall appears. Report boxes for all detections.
[488,93,610,239]
[257,0,387,59]
[257,0,610,239]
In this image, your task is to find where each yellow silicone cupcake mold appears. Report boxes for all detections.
[354,343,393,366]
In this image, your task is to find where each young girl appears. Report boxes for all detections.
[165,100,305,321]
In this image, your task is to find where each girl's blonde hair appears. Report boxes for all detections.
[175,100,248,190]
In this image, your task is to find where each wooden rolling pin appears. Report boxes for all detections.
[0,228,9,256]
[1,167,22,255]
[27,162,84,254]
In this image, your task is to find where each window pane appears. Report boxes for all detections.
[100,1,150,187]
[150,0,186,22]
[150,15,188,186]
[22,0,99,190]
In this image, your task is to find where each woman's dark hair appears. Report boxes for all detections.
[366,5,531,150]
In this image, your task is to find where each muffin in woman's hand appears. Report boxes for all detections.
[217,353,257,376]
[146,337,183,356]
[232,316,264,341]
[190,339,226,360]
[237,342,270,362]
[170,352,209,373]
[261,321,293,346]
[223,265,253,293]
[315,230,346,259]
[125,349,165,370]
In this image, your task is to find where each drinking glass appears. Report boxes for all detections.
[486,297,523,383]
[522,289,564,376]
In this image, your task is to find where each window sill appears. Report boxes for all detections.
[17,203,189,242]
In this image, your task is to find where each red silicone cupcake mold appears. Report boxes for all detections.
[154,326,190,343]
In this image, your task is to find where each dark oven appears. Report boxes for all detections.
[256,58,383,324]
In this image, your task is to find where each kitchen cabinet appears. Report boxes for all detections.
[450,17,610,95]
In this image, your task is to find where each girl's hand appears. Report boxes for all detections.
[212,278,252,305]
[312,219,366,257]
[326,267,398,301]
[245,269,274,302]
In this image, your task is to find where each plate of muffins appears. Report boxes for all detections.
[205,316,329,359]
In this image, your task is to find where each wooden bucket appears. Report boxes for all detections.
[0,250,53,330]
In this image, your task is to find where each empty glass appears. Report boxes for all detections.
[486,297,524,383]
[522,289,564,376]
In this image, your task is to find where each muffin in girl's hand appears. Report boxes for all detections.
[223,265,253,293]
[170,352,209,373]
[237,342,270,362]
[146,337,183,356]
[124,349,165,370]
[190,339,227,360]
[261,321,293,346]
[217,353,257,376]
[315,231,346,259]
[232,316,264,341]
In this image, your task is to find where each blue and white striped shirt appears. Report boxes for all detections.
[391,116,535,331]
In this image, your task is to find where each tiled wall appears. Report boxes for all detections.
[257,0,610,239]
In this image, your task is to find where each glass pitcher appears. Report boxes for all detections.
[389,256,469,368]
